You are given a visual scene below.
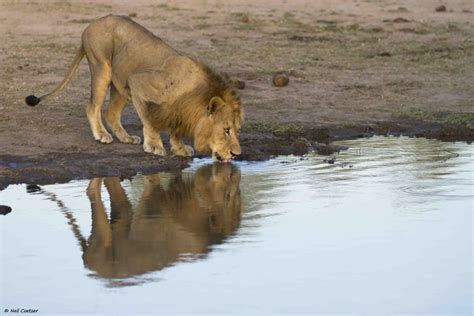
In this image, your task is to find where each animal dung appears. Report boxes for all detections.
[435,5,447,12]
[231,79,246,90]
[272,72,290,87]
[223,73,245,90]
[240,14,250,23]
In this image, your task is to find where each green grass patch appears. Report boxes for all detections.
[397,109,474,125]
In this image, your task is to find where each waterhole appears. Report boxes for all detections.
[1,136,472,314]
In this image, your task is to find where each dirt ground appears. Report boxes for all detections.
[0,0,473,188]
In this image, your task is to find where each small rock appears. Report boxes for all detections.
[128,12,137,17]
[288,35,315,43]
[26,184,41,193]
[324,157,336,164]
[392,17,410,23]
[0,205,12,215]
[377,52,392,57]
[435,5,447,12]
[272,72,290,87]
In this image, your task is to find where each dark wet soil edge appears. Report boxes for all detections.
[0,153,190,191]
[0,120,472,190]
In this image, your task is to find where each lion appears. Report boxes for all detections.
[82,163,241,280]
[25,15,243,162]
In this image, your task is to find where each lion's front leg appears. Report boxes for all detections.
[170,134,194,157]
[143,125,166,156]
[128,73,168,156]
[133,108,166,156]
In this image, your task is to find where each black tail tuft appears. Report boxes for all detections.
[25,95,41,106]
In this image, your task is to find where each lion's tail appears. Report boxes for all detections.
[25,45,85,106]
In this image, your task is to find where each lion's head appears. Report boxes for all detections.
[194,89,244,163]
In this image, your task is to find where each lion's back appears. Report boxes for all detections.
[82,15,179,95]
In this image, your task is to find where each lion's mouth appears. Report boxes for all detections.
[214,152,231,163]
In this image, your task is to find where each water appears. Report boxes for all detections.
[1,136,472,315]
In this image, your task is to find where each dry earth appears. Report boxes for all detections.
[0,0,473,187]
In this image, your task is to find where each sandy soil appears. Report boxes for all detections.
[0,0,473,187]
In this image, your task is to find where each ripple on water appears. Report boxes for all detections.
[188,137,473,201]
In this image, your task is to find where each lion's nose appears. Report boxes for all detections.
[231,145,241,156]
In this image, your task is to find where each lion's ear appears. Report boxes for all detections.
[208,96,225,115]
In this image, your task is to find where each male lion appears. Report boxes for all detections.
[25,15,243,162]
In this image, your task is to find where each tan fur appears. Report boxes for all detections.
[29,15,244,160]
[82,164,241,279]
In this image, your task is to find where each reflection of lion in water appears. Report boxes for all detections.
[25,15,243,162]
[82,164,241,281]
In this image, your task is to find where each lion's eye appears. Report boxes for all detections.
[224,128,230,135]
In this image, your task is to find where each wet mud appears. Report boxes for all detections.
[1,119,471,190]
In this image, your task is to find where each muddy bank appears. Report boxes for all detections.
[1,120,471,190]
[0,151,189,191]
[239,119,473,161]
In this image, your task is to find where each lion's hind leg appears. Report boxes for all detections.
[86,63,113,144]
[105,85,141,145]
[170,134,194,157]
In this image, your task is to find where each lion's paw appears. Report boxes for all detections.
[172,144,194,157]
[144,143,166,156]
[120,135,141,145]
[96,132,113,144]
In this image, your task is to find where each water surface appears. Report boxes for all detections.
[1,136,472,314]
